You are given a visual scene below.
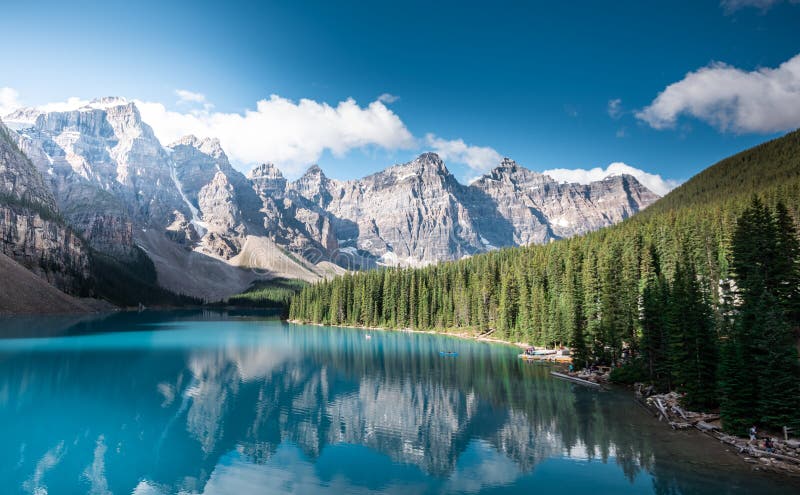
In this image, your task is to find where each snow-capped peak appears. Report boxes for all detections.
[168,135,225,159]
[83,96,129,110]
[2,107,42,128]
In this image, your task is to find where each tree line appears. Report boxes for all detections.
[290,130,800,434]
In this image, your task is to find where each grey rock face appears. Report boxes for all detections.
[288,164,333,209]
[165,210,199,246]
[249,163,287,198]
[167,135,268,259]
[197,171,245,258]
[292,153,486,265]
[0,123,57,212]
[0,121,90,292]
[32,101,184,224]
[470,158,660,243]
[285,154,659,266]
[3,98,660,293]
[0,205,90,292]
[8,99,187,259]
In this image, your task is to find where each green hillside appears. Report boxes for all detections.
[642,129,800,216]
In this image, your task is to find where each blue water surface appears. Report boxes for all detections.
[0,310,796,494]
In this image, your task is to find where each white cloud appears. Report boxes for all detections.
[2,91,415,176]
[2,89,677,197]
[38,97,91,113]
[175,89,207,104]
[0,90,90,120]
[175,89,214,112]
[542,162,680,196]
[720,0,797,13]
[424,133,502,174]
[135,95,415,175]
[637,53,800,133]
[0,87,22,116]
[607,98,622,119]
[377,93,399,104]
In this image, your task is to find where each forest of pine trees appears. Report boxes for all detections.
[290,129,800,435]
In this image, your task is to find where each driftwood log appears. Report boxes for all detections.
[637,386,800,475]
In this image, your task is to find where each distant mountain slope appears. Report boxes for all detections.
[287,153,659,266]
[0,252,93,315]
[469,158,659,245]
[6,101,325,300]
[4,98,660,300]
[1,118,201,312]
[0,120,91,294]
[290,129,800,349]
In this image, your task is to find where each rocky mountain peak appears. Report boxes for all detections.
[2,96,665,298]
[84,96,129,109]
[1,120,91,290]
[197,137,225,158]
[249,163,287,199]
[2,107,41,128]
[169,134,202,148]
[378,152,452,186]
[603,173,634,184]
[170,135,226,160]
[498,157,518,170]
[0,121,57,212]
[103,101,146,128]
[3,97,134,131]
[303,164,325,178]
[248,163,284,180]
[290,165,333,208]
[478,158,548,186]
[413,152,448,174]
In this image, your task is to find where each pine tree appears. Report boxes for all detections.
[753,293,800,428]
[719,323,757,435]
[773,202,800,323]
[599,244,625,364]
[497,268,516,339]
[667,260,718,410]
[641,271,671,391]
[514,269,530,343]
[724,196,800,430]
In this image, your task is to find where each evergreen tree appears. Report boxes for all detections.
[724,196,800,430]
[773,202,800,323]
[497,268,517,339]
[667,260,718,410]
[719,324,757,435]
[641,271,671,391]
[753,293,800,428]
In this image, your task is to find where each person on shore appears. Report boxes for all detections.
[764,437,775,453]
[749,425,757,444]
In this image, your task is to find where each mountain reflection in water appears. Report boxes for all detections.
[0,311,795,494]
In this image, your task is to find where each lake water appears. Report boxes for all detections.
[0,311,796,494]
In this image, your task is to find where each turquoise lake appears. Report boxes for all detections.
[0,310,797,494]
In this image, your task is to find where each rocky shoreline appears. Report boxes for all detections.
[633,385,800,476]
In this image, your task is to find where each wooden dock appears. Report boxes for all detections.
[519,353,572,363]
[550,371,604,389]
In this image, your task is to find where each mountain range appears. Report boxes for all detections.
[0,97,659,306]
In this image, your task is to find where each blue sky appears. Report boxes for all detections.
[2,0,800,191]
